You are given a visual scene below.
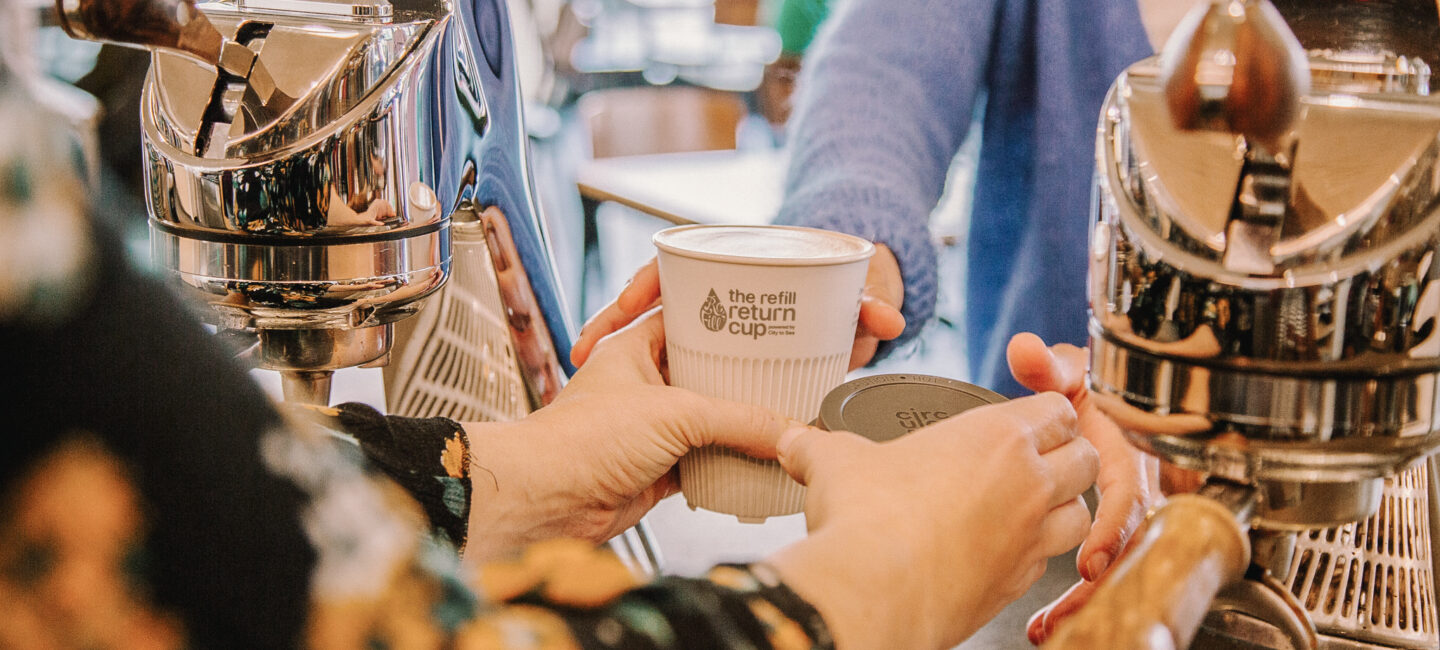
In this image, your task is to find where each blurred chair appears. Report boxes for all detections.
[714,0,761,26]
[575,85,747,313]
[577,85,746,159]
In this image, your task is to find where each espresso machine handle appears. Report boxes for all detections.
[55,0,225,65]
[1159,0,1308,147]
[1042,495,1252,650]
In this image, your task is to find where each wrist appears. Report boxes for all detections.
[463,419,545,559]
[766,530,930,649]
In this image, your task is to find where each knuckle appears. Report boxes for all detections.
[1037,391,1078,423]
[1077,439,1101,478]
[1035,472,1057,499]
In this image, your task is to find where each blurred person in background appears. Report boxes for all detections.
[0,1,1108,646]
[770,0,1193,397]
[756,0,830,133]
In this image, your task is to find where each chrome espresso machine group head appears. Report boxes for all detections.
[1047,1,1440,649]
[57,0,573,405]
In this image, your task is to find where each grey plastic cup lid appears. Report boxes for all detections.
[816,374,1007,442]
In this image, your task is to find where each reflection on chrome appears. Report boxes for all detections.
[1049,3,1440,649]
[57,0,575,406]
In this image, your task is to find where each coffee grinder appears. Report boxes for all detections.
[55,0,573,406]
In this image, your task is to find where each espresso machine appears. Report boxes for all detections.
[1046,1,1440,648]
[53,0,672,573]
[54,0,573,407]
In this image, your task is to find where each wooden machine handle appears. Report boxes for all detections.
[55,0,223,64]
[1042,494,1251,650]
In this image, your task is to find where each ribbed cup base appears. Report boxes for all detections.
[679,447,805,523]
[669,344,848,522]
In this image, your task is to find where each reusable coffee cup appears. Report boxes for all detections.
[815,374,1007,441]
[654,224,874,522]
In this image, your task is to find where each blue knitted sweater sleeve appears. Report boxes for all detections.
[774,0,1000,356]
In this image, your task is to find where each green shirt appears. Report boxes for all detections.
[774,0,830,55]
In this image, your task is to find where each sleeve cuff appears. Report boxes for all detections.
[292,402,472,548]
[775,186,938,362]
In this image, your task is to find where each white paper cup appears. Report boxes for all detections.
[654,224,874,522]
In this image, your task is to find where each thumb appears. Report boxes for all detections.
[858,294,906,340]
[683,396,793,460]
[777,425,867,485]
[1006,333,1085,398]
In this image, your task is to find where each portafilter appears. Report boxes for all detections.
[1046,1,1440,648]
[55,0,573,405]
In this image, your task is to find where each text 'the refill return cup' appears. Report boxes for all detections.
[653,224,874,522]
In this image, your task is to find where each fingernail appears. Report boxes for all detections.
[1025,612,1045,645]
[1083,551,1112,581]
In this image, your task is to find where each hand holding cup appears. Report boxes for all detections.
[651,225,875,521]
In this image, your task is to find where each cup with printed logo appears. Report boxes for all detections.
[653,224,874,522]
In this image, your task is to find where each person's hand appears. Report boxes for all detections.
[764,393,1098,649]
[569,244,907,371]
[464,310,791,560]
[1004,333,1163,644]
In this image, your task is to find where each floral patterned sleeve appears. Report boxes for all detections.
[298,403,835,650]
[3,86,832,650]
[0,402,831,650]
[467,541,831,650]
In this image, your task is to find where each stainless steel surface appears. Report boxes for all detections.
[1084,1,1440,646]
[1091,55,1440,484]
[131,0,459,405]
[1261,479,1385,531]
[143,6,429,157]
[238,0,392,17]
[1283,465,1436,649]
[151,225,448,329]
[58,0,650,573]
[1212,568,1319,650]
[258,325,391,371]
[282,369,333,404]
[1196,611,1417,649]
[1431,453,1440,624]
[53,0,579,406]
[1196,465,1438,649]
[1307,52,1430,96]
[384,203,564,418]
[385,212,531,422]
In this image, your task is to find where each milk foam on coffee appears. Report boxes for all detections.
[654,225,872,265]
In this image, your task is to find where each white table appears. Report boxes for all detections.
[577,148,787,226]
